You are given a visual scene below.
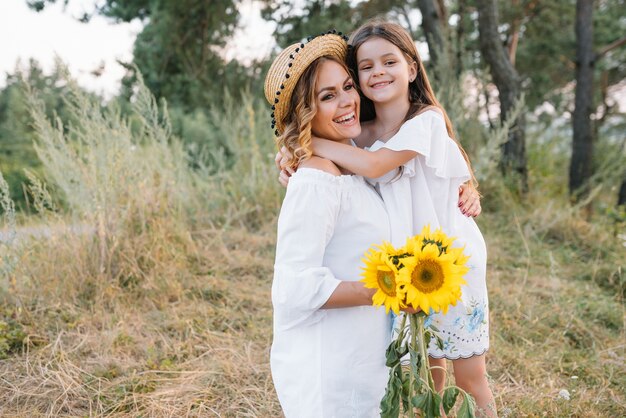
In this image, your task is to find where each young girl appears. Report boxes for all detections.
[307,21,496,416]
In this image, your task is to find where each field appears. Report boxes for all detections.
[0,77,624,417]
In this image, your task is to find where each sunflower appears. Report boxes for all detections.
[411,224,455,255]
[396,242,467,314]
[361,245,404,314]
[447,246,471,268]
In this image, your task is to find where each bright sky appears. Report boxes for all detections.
[0,0,275,99]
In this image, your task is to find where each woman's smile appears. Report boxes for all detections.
[311,59,361,141]
[333,111,357,125]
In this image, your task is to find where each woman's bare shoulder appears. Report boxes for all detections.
[299,156,342,176]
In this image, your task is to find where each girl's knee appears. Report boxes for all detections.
[454,371,489,391]
[452,356,487,385]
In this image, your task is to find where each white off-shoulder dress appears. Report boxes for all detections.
[271,168,392,417]
[369,109,489,359]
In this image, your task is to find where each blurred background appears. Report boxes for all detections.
[0,1,624,416]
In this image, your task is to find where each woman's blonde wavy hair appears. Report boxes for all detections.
[277,55,350,170]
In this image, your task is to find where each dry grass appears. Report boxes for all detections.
[0,226,281,417]
[0,206,624,417]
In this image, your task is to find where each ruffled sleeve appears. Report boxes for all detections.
[272,169,343,331]
[381,109,471,183]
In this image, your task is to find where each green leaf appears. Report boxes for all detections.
[412,392,429,409]
[431,391,442,417]
[413,390,443,417]
[385,337,409,368]
[401,373,410,398]
[457,393,476,418]
[398,340,409,358]
[436,335,444,351]
[380,369,402,418]
[400,370,410,411]
[385,340,400,367]
[442,387,459,414]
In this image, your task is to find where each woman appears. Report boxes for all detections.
[265,33,395,417]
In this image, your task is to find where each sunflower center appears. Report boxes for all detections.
[411,260,444,294]
[376,269,396,296]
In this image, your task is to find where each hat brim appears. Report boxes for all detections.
[264,33,348,136]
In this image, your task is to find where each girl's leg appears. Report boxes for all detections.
[451,354,497,417]
[428,356,447,393]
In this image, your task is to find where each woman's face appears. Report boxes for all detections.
[355,37,416,105]
[310,60,361,142]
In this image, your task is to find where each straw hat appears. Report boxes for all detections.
[264,30,348,136]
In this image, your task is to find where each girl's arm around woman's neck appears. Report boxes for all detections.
[311,138,416,179]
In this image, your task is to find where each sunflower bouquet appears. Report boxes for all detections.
[361,225,476,418]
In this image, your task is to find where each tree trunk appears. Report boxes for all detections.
[619,177,626,206]
[569,0,594,201]
[455,1,466,79]
[417,0,447,69]
[475,0,528,192]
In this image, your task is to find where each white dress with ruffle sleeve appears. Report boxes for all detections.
[271,167,392,417]
[368,109,489,359]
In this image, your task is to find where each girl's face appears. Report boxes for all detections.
[311,60,361,142]
[355,37,417,105]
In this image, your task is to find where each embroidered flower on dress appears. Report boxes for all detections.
[466,304,485,333]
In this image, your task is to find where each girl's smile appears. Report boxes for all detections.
[356,37,416,104]
[370,80,393,89]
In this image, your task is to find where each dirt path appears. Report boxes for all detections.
[0,223,93,245]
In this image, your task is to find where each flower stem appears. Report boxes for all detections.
[408,313,416,412]
[417,314,436,392]
[397,312,408,341]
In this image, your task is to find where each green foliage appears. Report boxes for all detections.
[201,91,284,229]
[442,386,459,414]
[489,0,625,110]
[0,170,18,283]
[380,313,478,417]
[262,0,358,46]
[262,0,419,47]
[29,0,260,111]
[125,0,243,110]
[0,317,26,359]
[0,60,73,209]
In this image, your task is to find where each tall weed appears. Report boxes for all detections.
[200,91,284,229]
[20,69,199,300]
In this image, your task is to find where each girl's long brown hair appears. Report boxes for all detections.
[347,20,478,187]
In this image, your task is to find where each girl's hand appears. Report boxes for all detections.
[458,183,482,217]
[274,146,293,170]
[275,146,295,187]
[278,167,294,187]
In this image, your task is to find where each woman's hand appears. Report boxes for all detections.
[275,146,295,187]
[401,305,421,314]
[458,183,482,217]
